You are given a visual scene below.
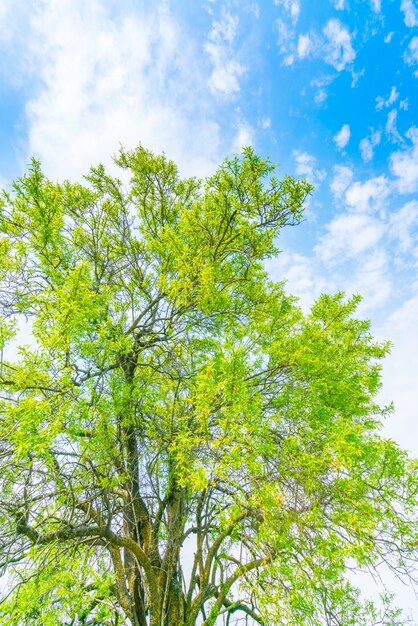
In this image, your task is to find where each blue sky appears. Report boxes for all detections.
[1,0,417,616]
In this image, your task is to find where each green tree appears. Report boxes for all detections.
[0,147,416,626]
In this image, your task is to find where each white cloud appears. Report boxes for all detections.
[244,3,260,18]
[331,0,346,10]
[293,151,326,188]
[311,74,334,103]
[401,0,418,27]
[0,3,34,87]
[348,250,392,312]
[283,53,295,66]
[276,18,296,65]
[384,32,394,43]
[290,20,355,71]
[265,251,330,310]
[206,54,246,96]
[316,213,385,261]
[330,164,353,198]
[323,19,355,71]
[23,1,224,181]
[205,10,247,97]
[390,127,418,193]
[385,109,402,143]
[389,200,418,255]
[259,117,271,129]
[350,68,365,88]
[210,10,238,42]
[378,294,418,454]
[232,123,254,152]
[333,123,350,149]
[359,130,381,162]
[371,0,381,12]
[297,33,314,58]
[270,246,391,319]
[274,0,300,23]
[0,1,12,41]
[400,98,409,110]
[375,86,399,110]
[404,36,418,75]
[314,88,327,104]
[388,85,400,105]
[345,176,390,213]
[314,89,328,104]
[310,75,334,88]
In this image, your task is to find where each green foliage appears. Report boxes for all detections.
[0,146,416,626]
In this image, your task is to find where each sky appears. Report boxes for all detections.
[0,0,417,618]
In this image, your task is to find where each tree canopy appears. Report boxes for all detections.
[0,146,416,626]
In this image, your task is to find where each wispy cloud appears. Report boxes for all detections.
[316,212,386,261]
[323,19,355,70]
[389,200,418,255]
[293,150,327,188]
[297,33,315,58]
[266,251,330,310]
[359,130,381,162]
[24,0,223,180]
[378,293,418,452]
[258,117,271,129]
[274,0,300,23]
[401,0,418,27]
[279,18,355,72]
[333,123,351,149]
[331,0,346,10]
[376,86,399,110]
[345,175,390,213]
[330,164,353,198]
[404,36,418,76]
[276,18,296,66]
[232,122,254,152]
[310,74,334,104]
[386,109,402,143]
[390,127,418,193]
[204,9,247,97]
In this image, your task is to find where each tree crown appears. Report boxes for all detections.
[0,146,416,626]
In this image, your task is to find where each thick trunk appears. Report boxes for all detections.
[155,477,187,625]
[119,350,189,626]
[148,578,187,626]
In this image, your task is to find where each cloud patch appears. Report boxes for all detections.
[316,213,385,261]
[23,0,225,180]
[404,36,418,76]
[274,0,301,23]
[401,0,418,27]
[333,123,350,149]
[331,0,346,10]
[323,19,355,71]
[389,200,418,256]
[359,130,381,162]
[376,86,399,110]
[293,151,327,188]
[284,19,355,71]
[297,33,314,58]
[205,9,247,97]
[345,176,390,213]
[265,251,330,310]
[330,164,353,198]
[232,122,254,152]
[390,127,418,193]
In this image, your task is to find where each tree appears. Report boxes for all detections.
[0,146,416,626]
